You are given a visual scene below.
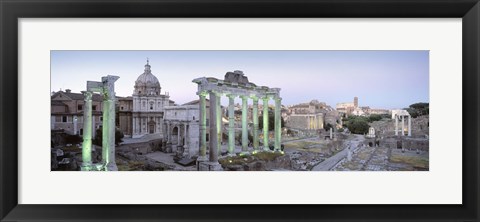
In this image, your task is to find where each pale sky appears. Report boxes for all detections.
[51,50,429,109]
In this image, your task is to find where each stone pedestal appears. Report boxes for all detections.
[196,155,209,170]
[198,161,223,171]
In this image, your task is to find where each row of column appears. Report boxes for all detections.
[395,115,412,136]
[307,115,323,130]
[198,91,282,162]
[81,90,116,170]
[81,75,119,171]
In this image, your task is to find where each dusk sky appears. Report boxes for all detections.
[51,50,429,109]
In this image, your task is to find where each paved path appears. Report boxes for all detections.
[282,136,319,144]
[311,134,364,171]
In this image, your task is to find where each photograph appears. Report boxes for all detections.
[50,50,429,171]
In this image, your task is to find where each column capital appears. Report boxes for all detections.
[199,91,208,97]
[274,96,282,102]
[82,91,93,100]
[227,93,237,99]
[250,95,259,101]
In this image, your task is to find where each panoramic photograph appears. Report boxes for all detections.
[50,50,429,171]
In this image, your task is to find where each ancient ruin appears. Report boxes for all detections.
[192,70,282,170]
[392,109,412,136]
[81,75,120,171]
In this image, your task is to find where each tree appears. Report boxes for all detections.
[346,118,369,134]
[368,114,382,122]
[93,127,124,146]
[258,113,285,131]
[406,102,429,118]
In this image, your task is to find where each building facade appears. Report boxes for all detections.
[163,105,200,158]
[336,96,358,116]
[117,60,175,138]
[51,89,103,136]
[285,100,329,130]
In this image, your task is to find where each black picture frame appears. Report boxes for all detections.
[1,0,479,221]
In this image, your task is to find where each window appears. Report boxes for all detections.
[193,116,195,120]
[62,116,67,122]
[100,117,103,121]
[78,104,83,111]
[139,91,141,94]
[92,105,97,111]
[121,106,124,110]
[150,106,153,110]
[143,102,146,107]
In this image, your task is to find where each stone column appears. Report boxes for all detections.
[166,123,171,143]
[395,115,398,136]
[216,93,222,155]
[408,116,412,136]
[184,123,189,156]
[92,114,96,138]
[198,93,207,160]
[73,115,78,135]
[227,94,235,155]
[252,97,259,150]
[262,97,269,150]
[177,125,181,145]
[401,115,405,136]
[274,97,282,151]
[81,91,93,170]
[132,117,136,134]
[209,91,219,162]
[101,75,119,171]
[241,95,248,153]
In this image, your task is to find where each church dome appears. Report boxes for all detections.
[134,59,161,96]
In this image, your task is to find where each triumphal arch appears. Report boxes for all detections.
[193,71,282,170]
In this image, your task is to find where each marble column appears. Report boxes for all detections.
[395,115,398,136]
[408,116,412,136]
[401,115,405,136]
[262,97,269,151]
[241,95,248,152]
[177,125,181,145]
[274,97,281,151]
[216,93,222,155]
[252,97,259,150]
[81,91,93,170]
[198,93,207,160]
[73,115,78,135]
[101,75,119,171]
[227,94,235,155]
[132,117,136,134]
[167,122,171,143]
[184,123,189,155]
[209,92,219,162]
[92,114,96,138]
